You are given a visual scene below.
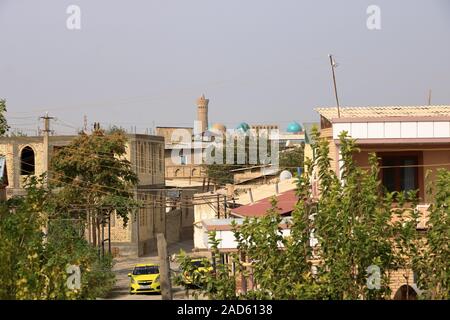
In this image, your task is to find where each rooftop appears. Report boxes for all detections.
[233,177,297,205]
[202,217,293,231]
[316,105,450,121]
[165,179,205,188]
[231,189,298,218]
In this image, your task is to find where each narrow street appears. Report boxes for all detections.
[105,240,200,300]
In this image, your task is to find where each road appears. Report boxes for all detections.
[105,239,201,300]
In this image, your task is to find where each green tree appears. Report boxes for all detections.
[187,127,449,300]
[175,232,238,300]
[194,128,429,300]
[50,128,139,247]
[415,169,450,299]
[279,144,304,174]
[0,176,115,300]
[312,132,395,299]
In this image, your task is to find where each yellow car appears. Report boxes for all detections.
[182,258,213,286]
[128,263,161,294]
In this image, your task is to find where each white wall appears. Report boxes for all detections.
[193,203,219,249]
[201,228,291,250]
[332,121,450,140]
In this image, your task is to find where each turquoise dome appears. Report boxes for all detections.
[286,121,302,133]
[236,122,250,132]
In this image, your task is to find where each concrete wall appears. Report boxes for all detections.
[128,135,165,186]
[194,203,218,250]
[166,164,204,180]
[156,127,193,144]
[423,149,450,203]
[166,209,182,244]
[164,206,194,246]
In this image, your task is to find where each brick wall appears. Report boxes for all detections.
[389,268,416,299]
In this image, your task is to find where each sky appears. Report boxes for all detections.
[0,0,449,135]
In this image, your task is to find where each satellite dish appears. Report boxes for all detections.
[279,170,293,181]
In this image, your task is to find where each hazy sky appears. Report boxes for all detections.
[1,0,449,134]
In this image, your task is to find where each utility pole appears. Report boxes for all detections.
[428,89,432,106]
[40,112,53,240]
[40,112,54,185]
[217,194,220,219]
[157,233,173,300]
[329,54,341,118]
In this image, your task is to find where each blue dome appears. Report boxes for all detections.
[236,122,250,132]
[286,121,302,133]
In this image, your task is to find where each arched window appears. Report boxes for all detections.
[20,146,35,175]
[192,168,198,176]
[174,169,180,177]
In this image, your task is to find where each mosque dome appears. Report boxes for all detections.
[210,123,227,133]
[286,121,303,133]
[280,170,293,181]
[236,122,250,132]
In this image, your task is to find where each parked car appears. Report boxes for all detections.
[128,263,161,294]
[182,257,213,287]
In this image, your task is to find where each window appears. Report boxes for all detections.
[140,142,145,173]
[147,142,152,174]
[20,146,35,175]
[133,266,159,275]
[379,152,421,195]
[180,155,186,165]
[159,147,163,172]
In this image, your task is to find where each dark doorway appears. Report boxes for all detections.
[393,285,418,300]
[20,146,35,175]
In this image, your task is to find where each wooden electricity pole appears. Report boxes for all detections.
[40,113,54,240]
[40,112,54,185]
[329,54,341,118]
[157,233,173,300]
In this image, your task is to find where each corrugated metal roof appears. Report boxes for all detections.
[233,178,298,205]
[316,105,450,121]
[231,189,298,218]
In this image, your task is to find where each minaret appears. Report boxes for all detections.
[196,94,209,133]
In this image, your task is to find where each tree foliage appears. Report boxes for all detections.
[50,128,139,246]
[0,176,115,300]
[415,169,450,299]
[279,144,304,174]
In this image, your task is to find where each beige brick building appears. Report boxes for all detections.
[0,133,166,257]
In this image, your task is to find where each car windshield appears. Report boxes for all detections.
[192,260,206,268]
[133,266,159,275]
